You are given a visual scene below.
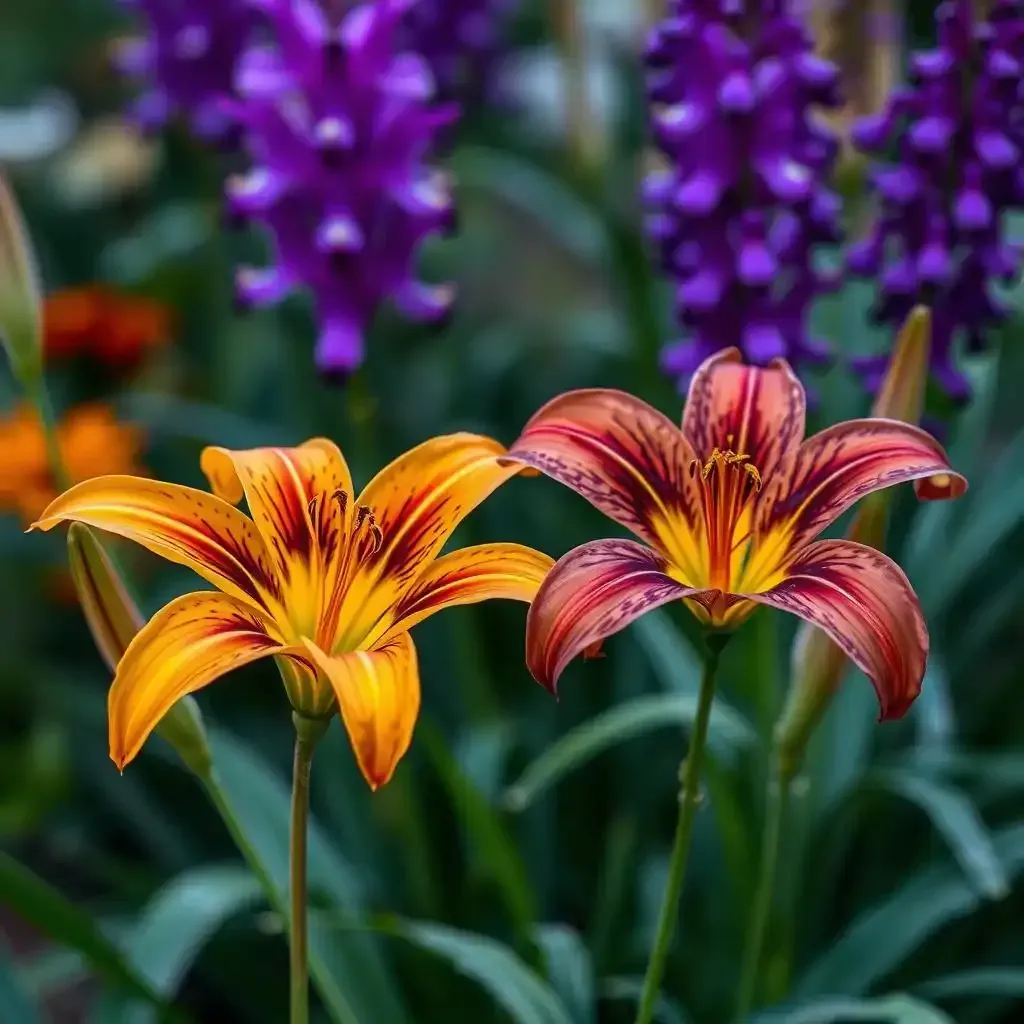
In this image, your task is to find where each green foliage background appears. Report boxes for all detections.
[3,1,1024,1021]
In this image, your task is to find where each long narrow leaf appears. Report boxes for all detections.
[796,824,1024,997]
[872,768,1009,898]
[0,852,176,1019]
[209,729,407,1024]
[94,865,262,1023]
[916,967,1024,1001]
[504,694,754,811]
[753,994,956,1023]
[389,919,575,1024]
[0,948,40,1024]
[534,924,596,1024]
[599,977,692,1024]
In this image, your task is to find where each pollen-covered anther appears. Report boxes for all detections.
[698,448,762,491]
[353,504,383,558]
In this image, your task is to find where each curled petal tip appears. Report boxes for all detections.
[915,470,968,501]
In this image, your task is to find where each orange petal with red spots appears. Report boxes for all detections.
[32,475,279,612]
[109,591,283,770]
[377,542,554,643]
[301,633,420,791]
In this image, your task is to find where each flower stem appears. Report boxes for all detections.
[27,377,71,490]
[734,760,789,1021]
[290,715,323,1024]
[634,634,728,1024]
[551,0,599,173]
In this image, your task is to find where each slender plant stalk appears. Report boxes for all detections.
[290,720,320,1024]
[634,634,728,1024]
[27,378,71,490]
[551,0,599,172]
[734,761,790,1021]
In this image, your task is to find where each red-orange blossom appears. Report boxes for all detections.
[505,348,966,719]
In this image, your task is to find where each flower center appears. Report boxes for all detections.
[308,490,386,649]
[689,447,762,592]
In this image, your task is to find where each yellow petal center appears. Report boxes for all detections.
[689,448,762,593]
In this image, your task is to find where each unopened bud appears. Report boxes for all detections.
[774,307,932,780]
[0,172,43,388]
[66,524,212,778]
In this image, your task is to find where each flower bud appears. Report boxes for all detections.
[66,523,212,778]
[774,307,931,780]
[0,172,43,388]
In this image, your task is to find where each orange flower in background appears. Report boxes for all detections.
[43,286,170,368]
[0,401,143,523]
[31,435,552,788]
[505,349,967,720]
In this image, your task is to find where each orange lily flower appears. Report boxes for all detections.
[505,349,966,719]
[31,435,552,788]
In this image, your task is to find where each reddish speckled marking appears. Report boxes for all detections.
[766,419,967,546]
[525,538,698,693]
[746,539,928,720]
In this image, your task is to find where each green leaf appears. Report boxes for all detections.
[796,824,1024,998]
[752,994,956,1023]
[207,729,406,1024]
[914,420,1024,615]
[389,919,575,1024]
[916,967,1024,1001]
[871,768,1009,898]
[0,948,40,1024]
[420,723,536,943]
[599,976,692,1024]
[0,852,175,1019]
[630,611,702,695]
[503,693,755,811]
[94,864,262,1023]
[534,924,596,1024]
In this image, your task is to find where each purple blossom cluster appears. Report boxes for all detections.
[224,0,458,375]
[114,0,256,143]
[849,0,1024,402]
[644,0,844,392]
[400,0,517,104]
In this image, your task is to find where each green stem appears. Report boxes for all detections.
[733,762,789,1022]
[290,718,320,1024]
[27,377,71,490]
[634,635,727,1024]
[552,0,599,173]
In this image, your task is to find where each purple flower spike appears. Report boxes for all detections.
[644,1,843,392]
[849,0,1024,404]
[228,0,458,375]
[115,0,258,143]
[399,0,518,104]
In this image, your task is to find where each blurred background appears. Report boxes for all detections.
[3,0,1024,1021]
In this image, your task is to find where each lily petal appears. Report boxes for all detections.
[301,633,420,790]
[375,542,555,642]
[525,538,699,695]
[745,539,927,720]
[768,418,968,547]
[32,476,279,611]
[338,433,522,644]
[200,439,353,584]
[682,348,806,489]
[505,389,704,576]
[109,592,284,770]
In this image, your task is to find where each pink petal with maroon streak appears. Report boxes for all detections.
[525,538,703,694]
[744,539,928,720]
